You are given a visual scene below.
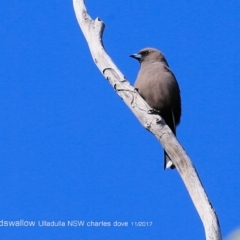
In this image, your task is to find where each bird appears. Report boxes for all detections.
[130,47,181,169]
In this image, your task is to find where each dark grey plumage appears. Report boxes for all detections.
[130,47,181,169]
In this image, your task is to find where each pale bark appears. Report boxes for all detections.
[73,1,222,239]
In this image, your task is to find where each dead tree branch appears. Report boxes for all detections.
[72,1,221,239]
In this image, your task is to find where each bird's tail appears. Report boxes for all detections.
[164,151,175,169]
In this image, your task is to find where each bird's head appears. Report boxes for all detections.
[130,47,168,65]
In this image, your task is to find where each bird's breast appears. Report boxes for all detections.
[134,65,174,110]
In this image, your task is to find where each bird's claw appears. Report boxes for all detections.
[148,108,161,115]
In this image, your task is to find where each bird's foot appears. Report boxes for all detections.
[148,108,163,123]
[148,108,161,115]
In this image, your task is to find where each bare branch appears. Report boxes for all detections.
[73,1,222,239]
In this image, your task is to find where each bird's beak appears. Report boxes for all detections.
[129,53,142,60]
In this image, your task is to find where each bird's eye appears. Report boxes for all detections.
[144,51,149,55]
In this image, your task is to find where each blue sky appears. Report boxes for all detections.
[1,1,240,239]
